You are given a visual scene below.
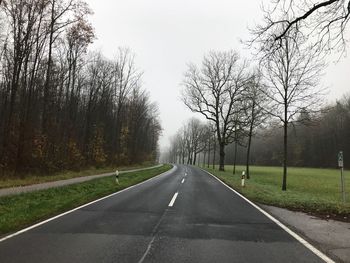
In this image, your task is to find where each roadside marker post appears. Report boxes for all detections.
[338,151,346,203]
[115,170,119,185]
[241,171,245,187]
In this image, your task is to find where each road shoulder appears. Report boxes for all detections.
[0,165,173,237]
[261,204,350,263]
[0,164,163,197]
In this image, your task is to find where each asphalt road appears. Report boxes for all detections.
[0,165,325,263]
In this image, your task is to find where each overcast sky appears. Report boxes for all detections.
[85,0,349,150]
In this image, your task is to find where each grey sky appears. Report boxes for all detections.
[86,0,349,150]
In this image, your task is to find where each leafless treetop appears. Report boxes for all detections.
[250,0,350,54]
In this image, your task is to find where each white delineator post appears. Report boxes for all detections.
[241,171,245,187]
[115,170,119,185]
[338,151,346,203]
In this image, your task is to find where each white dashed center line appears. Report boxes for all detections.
[168,192,178,207]
[181,178,185,184]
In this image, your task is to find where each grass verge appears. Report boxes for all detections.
[203,165,350,221]
[0,162,157,189]
[0,164,172,235]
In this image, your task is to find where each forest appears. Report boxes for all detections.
[0,0,162,176]
[250,97,350,168]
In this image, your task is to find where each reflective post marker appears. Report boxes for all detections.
[115,170,119,185]
[338,151,346,203]
[241,171,245,187]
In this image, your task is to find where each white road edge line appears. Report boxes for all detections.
[203,169,335,263]
[168,192,178,207]
[0,165,177,243]
[181,178,185,184]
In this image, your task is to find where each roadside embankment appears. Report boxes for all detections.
[204,165,350,221]
[0,164,162,197]
[0,164,172,235]
[0,162,159,189]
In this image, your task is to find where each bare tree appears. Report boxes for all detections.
[190,119,207,165]
[167,118,210,166]
[251,0,350,53]
[231,115,247,175]
[209,123,217,169]
[259,29,325,190]
[181,118,205,165]
[244,71,267,179]
[168,127,187,164]
[110,47,142,160]
[178,128,187,164]
[42,0,92,132]
[182,51,249,171]
[204,122,214,168]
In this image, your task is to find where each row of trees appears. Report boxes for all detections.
[167,118,214,167]
[181,52,266,173]
[174,93,348,164]
[167,91,349,191]
[0,0,161,176]
[176,37,323,190]
[250,96,350,168]
[168,0,350,191]
[166,60,266,180]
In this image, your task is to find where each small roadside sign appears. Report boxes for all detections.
[338,151,346,203]
[338,151,343,168]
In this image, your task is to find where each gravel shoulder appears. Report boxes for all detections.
[261,204,350,263]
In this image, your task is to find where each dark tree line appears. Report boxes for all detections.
[194,95,350,170]
[0,0,161,176]
[249,96,350,168]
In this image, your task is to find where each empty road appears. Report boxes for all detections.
[0,165,327,262]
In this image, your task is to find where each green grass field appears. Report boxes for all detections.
[0,164,172,235]
[0,162,156,189]
[203,165,350,218]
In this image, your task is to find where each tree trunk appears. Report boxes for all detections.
[42,0,55,133]
[203,151,206,168]
[246,100,256,179]
[207,138,210,168]
[233,140,237,175]
[282,39,289,191]
[2,38,23,167]
[246,126,253,179]
[15,52,31,175]
[282,120,288,191]
[219,142,225,171]
[213,137,216,169]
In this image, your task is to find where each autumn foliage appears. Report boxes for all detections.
[0,0,161,176]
